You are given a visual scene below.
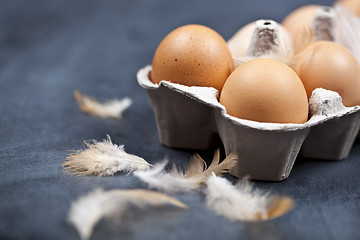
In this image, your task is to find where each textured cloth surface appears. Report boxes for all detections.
[1,0,359,239]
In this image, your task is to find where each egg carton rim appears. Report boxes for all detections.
[137,65,360,131]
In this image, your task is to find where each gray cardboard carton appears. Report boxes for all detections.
[138,66,219,150]
[300,97,360,160]
[214,108,310,181]
[301,112,360,160]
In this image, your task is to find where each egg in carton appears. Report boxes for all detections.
[137,19,360,181]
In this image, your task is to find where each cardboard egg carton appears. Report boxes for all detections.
[137,66,360,181]
[137,14,360,181]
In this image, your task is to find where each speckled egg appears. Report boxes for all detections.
[150,24,234,91]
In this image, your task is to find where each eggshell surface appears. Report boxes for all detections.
[291,41,360,107]
[338,0,360,16]
[150,24,234,91]
[220,58,309,124]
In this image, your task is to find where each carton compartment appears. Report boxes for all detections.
[301,110,360,160]
[137,65,221,150]
[147,85,218,150]
[215,108,310,181]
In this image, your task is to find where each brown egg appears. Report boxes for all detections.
[220,58,309,124]
[291,41,360,107]
[338,0,360,16]
[150,24,234,91]
[282,5,320,48]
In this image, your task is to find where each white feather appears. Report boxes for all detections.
[133,150,238,193]
[74,90,132,119]
[63,135,151,176]
[134,160,202,193]
[68,189,187,240]
[205,174,294,221]
[335,3,360,62]
[205,174,269,221]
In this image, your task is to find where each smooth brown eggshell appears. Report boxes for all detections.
[338,0,360,16]
[220,58,309,124]
[282,5,320,48]
[291,41,360,107]
[150,24,234,91]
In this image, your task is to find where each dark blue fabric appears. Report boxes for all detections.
[1,0,359,239]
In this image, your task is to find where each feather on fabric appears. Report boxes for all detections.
[68,189,187,240]
[74,90,132,119]
[205,174,294,221]
[134,149,238,193]
[63,135,151,176]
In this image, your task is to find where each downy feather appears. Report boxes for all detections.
[205,174,294,221]
[134,149,238,193]
[334,3,360,62]
[233,47,295,67]
[68,189,187,240]
[63,135,151,176]
[74,90,132,119]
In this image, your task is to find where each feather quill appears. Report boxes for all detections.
[63,135,151,176]
[205,174,294,221]
[134,149,238,193]
[68,189,187,240]
[74,90,132,119]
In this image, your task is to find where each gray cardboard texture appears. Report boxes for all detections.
[301,88,360,160]
[147,85,218,149]
[301,110,360,160]
[312,6,338,42]
[215,108,310,181]
[137,66,220,150]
